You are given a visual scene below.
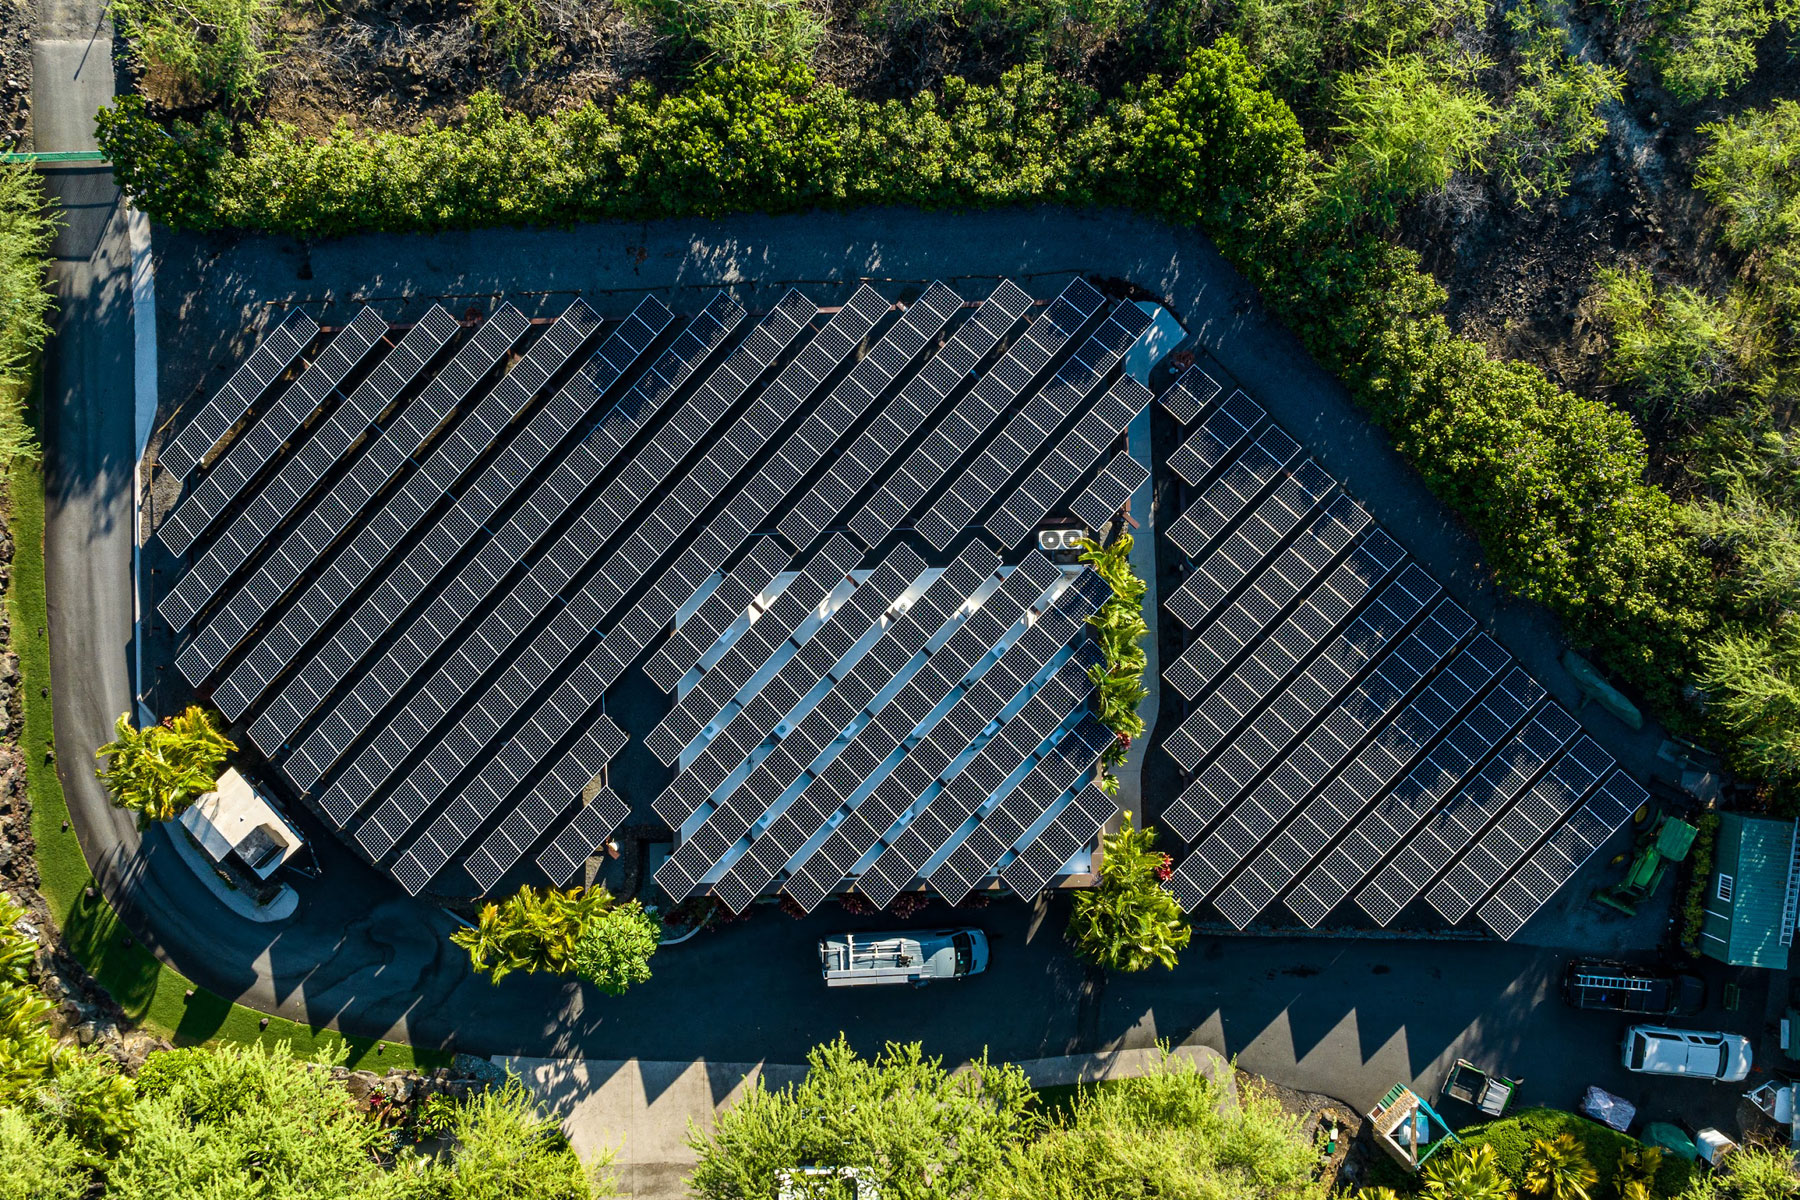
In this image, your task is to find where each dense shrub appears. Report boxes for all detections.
[570,900,661,996]
[688,1037,1033,1200]
[0,1107,88,1200]
[0,162,55,464]
[992,1054,1320,1200]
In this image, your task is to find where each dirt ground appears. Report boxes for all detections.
[1243,1070,1372,1192]
[0,0,32,147]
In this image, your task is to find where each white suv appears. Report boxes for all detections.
[1621,1025,1753,1082]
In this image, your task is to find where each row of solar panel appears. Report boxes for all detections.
[643,538,793,695]
[203,300,622,717]
[646,537,863,765]
[1206,633,1514,927]
[1284,665,1547,927]
[1157,380,1647,938]
[160,309,320,481]
[651,544,931,830]
[916,305,1154,551]
[746,566,1103,912]
[984,377,1153,548]
[773,280,1037,555]
[846,615,1109,911]
[390,718,629,896]
[1070,452,1151,533]
[161,308,395,556]
[653,542,1004,892]
[163,305,495,638]
[666,551,1065,903]
[175,284,1137,899]
[274,295,749,790]
[784,650,1106,914]
[925,714,1116,904]
[301,292,813,815]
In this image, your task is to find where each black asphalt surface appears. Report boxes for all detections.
[35,205,1782,1137]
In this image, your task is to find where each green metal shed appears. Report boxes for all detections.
[1699,813,1798,969]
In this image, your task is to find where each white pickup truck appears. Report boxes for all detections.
[819,928,989,987]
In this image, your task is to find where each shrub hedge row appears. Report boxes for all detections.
[97,42,1717,726]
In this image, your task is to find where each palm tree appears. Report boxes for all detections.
[1616,1143,1663,1195]
[95,706,235,822]
[1421,1143,1515,1200]
[452,885,615,983]
[1066,811,1190,971]
[1523,1133,1596,1200]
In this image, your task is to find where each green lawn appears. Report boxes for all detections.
[9,455,447,1070]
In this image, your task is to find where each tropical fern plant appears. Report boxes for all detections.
[0,897,57,1105]
[452,885,617,984]
[1523,1132,1596,1200]
[94,706,234,822]
[1066,811,1190,972]
[1077,533,1148,783]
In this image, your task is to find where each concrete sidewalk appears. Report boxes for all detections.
[504,1044,1232,1196]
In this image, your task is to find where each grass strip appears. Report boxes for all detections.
[8,453,445,1070]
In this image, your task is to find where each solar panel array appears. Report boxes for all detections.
[1156,374,1648,937]
[161,278,1159,901]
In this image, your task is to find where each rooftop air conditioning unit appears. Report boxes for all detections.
[1037,527,1087,553]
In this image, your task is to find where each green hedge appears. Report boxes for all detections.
[98,41,1718,744]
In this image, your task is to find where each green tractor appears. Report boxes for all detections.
[1594,808,1698,916]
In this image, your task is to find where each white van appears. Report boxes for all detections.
[819,928,989,987]
[1621,1025,1753,1082]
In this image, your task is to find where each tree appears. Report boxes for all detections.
[1494,1,1624,205]
[452,885,616,984]
[990,1051,1321,1200]
[1649,0,1788,104]
[572,901,661,996]
[687,1037,1032,1200]
[1066,811,1191,972]
[1699,623,1800,781]
[1523,1133,1596,1200]
[1595,267,1766,420]
[1422,1143,1516,1200]
[426,1077,611,1200]
[94,706,234,823]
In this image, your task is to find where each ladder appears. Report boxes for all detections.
[1573,971,1653,993]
